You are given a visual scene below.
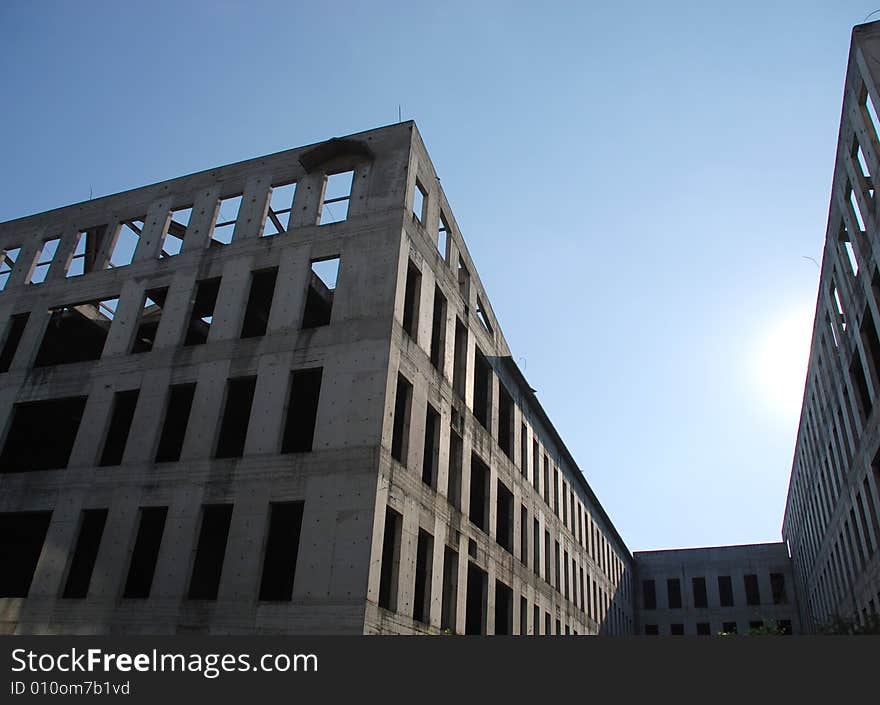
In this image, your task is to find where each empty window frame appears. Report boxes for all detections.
[696,622,711,636]
[472,347,492,430]
[437,213,449,260]
[402,261,421,340]
[494,579,513,635]
[0,511,52,597]
[66,232,88,277]
[211,194,242,245]
[430,286,447,372]
[29,237,61,283]
[390,374,413,465]
[498,384,514,460]
[98,389,139,466]
[469,453,490,532]
[0,396,87,473]
[667,578,682,609]
[457,257,470,303]
[770,573,787,605]
[441,546,459,632]
[849,352,872,421]
[0,313,29,373]
[452,318,468,397]
[476,297,493,336]
[533,518,540,577]
[34,297,118,367]
[160,206,192,257]
[692,576,708,608]
[447,430,463,511]
[263,182,296,236]
[214,376,257,459]
[422,403,440,489]
[744,574,761,606]
[240,267,278,339]
[130,287,169,353]
[0,246,21,289]
[378,506,403,611]
[718,575,734,607]
[154,383,197,463]
[302,257,339,329]
[320,171,354,225]
[642,579,657,610]
[258,501,305,601]
[670,623,685,636]
[722,621,738,634]
[281,367,323,453]
[465,562,488,635]
[123,507,168,598]
[413,528,434,625]
[109,219,145,267]
[61,508,108,599]
[496,480,514,553]
[188,504,233,600]
[413,180,427,224]
[184,277,221,346]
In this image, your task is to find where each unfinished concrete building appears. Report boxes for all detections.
[0,122,634,635]
[633,544,800,635]
[782,21,880,631]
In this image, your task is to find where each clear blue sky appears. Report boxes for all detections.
[1,1,874,551]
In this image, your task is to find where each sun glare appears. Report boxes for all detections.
[750,303,815,423]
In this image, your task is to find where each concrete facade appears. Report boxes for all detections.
[782,20,880,632]
[633,544,800,635]
[0,122,634,635]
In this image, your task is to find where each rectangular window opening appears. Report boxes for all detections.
[718,575,734,607]
[29,237,61,284]
[667,577,682,609]
[320,170,353,225]
[65,232,87,277]
[520,504,528,566]
[430,286,447,372]
[494,579,513,635]
[422,403,440,489]
[187,504,233,600]
[469,453,490,532]
[0,396,87,473]
[495,479,513,553]
[441,546,459,632]
[0,246,21,289]
[263,182,296,236]
[437,213,449,260]
[211,194,242,245]
[391,373,413,465]
[692,576,708,608]
[98,389,140,467]
[0,313,29,373]
[160,206,191,258]
[214,376,257,459]
[498,384,514,459]
[0,511,52,597]
[457,257,470,303]
[281,367,323,453]
[123,507,168,599]
[413,180,427,224]
[413,529,434,625]
[258,501,304,601]
[476,297,493,336]
[452,318,468,397]
[472,347,492,430]
[447,430,463,511]
[302,257,339,329]
[465,562,488,635]
[402,261,421,340]
[240,267,279,339]
[62,508,108,599]
[35,296,118,367]
[378,506,403,611]
[131,287,169,354]
[154,383,196,463]
[642,579,657,610]
[184,277,221,346]
[109,219,144,268]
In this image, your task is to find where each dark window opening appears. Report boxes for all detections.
[494,579,513,635]
[520,423,528,476]
[391,374,413,465]
[545,612,551,635]
[240,268,278,339]
[498,384,514,459]
[413,529,434,625]
[402,261,421,341]
[0,313,29,372]
[302,257,339,329]
[184,277,220,346]
[533,518,540,577]
[130,287,169,354]
[670,623,684,636]
[642,579,657,610]
[211,194,242,245]
[447,430,463,511]
[692,576,708,608]
[554,540,561,592]
[0,511,51,597]
[155,383,196,463]
[441,546,459,632]
[472,347,492,430]
[452,318,468,397]
[437,213,449,260]
[457,257,470,303]
[214,376,257,459]
[0,396,87,473]
[776,619,792,635]
[744,574,761,606]
[465,562,488,635]
[123,507,168,599]
[62,509,107,599]
[422,403,440,489]
[850,351,873,421]
[476,297,493,336]
[35,297,119,366]
[258,501,304,601]
[378,507,402,611]
[667,578,682,609]
[722,621,737,634]
[718,575,734,607]
[696,622,711,636]
[644,624,659,635]
[520,504,528,566]
[429,286,447,371]
[188,504,233,600]
[519,595,528,636]
[263,182,296,236]
[281,368,323,453]
[99,389,140,466]
[770,573,787,605]
[544,529,551,582]
[320,171,353,225]
[495,480,513,553]
[469,453,490,532]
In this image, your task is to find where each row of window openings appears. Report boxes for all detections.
[0,502,304,602]
[391,369,625,587]
[643,620,793,636]
[0,258,340,373]
[378,507,627,635]
[641,573,788,610]
[0,172,354,291]
[0,367,322,474]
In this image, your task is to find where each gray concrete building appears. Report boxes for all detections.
[633,543,800,635]
[782,20,880,632]
[0,121,634,635]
